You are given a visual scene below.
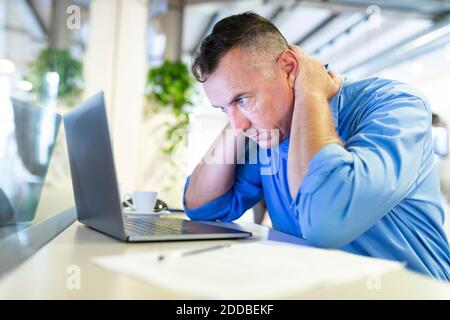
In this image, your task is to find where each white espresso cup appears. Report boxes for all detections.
[124,191,158,213]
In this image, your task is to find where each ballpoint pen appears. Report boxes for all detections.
[157,244,232,262]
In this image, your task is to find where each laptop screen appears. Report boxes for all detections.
[0,98,61,225]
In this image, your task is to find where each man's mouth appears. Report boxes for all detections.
[244,130,273,144]
[244,130,261,141]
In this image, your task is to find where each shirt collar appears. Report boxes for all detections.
[278,77,345,157]
[329,76,346,128]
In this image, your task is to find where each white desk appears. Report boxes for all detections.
[0,218,449,299]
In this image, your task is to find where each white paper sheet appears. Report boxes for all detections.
[92,241,404,298]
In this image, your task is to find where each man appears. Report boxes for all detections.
[183,12,450,280]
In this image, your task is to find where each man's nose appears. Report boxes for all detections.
[227,106,251,131]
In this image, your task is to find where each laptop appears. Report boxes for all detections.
[63,92,251,242]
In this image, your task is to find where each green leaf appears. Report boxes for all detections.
[26,47,83,106]
[145,59,197,156]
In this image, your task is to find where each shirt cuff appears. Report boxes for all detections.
[183,176,234,221]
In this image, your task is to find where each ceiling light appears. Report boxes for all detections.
[17,80,33,92]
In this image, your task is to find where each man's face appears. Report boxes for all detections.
[203,46,295,148]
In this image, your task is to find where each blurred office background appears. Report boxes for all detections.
[1,0,450,233]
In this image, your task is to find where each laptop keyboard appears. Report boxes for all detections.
[124,217,182,235]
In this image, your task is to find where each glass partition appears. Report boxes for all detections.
[0,0,89,276]
[0,98,61,227]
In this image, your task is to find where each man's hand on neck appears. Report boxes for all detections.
[287,45,343,199]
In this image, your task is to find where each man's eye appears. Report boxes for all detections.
[237,97,248,106]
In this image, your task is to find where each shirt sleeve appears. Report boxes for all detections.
[292,91,432,248]
[183,162,263,222]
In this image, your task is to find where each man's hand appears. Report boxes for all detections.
[287,45,343,199]
[289,45,342,105]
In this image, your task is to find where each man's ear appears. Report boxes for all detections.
[277,49,298,89]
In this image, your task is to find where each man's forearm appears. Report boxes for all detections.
[287,93,342,198]
[185,124,246,209]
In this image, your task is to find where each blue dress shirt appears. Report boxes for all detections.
[183,77,450,281]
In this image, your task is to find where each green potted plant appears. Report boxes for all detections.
[26,47,83,106]
[145,59,196,156]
